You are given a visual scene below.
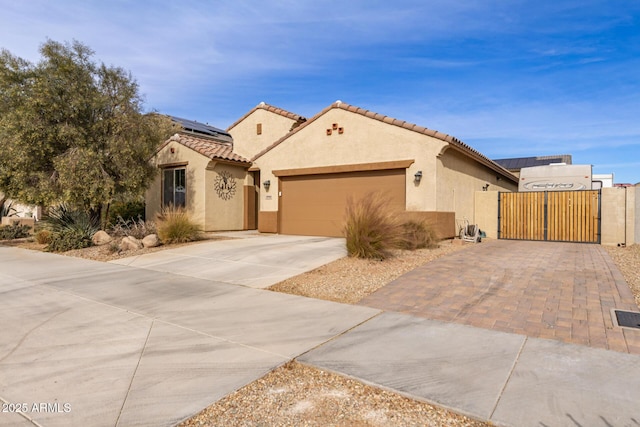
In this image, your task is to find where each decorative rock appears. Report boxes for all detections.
[92,230,112,246]
[120,235,143,251]
[142,234,160,248]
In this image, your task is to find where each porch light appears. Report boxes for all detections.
[414,171,422,182]
[263,180,271,190]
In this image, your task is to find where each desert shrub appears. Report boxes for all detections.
[47,229,93,252]
[107,200,145,226]
[399,220,439,250]
[110,216,156,239]
[42,204,99,252]
[0,223,31,240]
[155,204,200,244]
[343,192,403,260]
[107,240,121,254]
[35,229,53,244]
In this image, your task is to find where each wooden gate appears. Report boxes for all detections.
[498,190,600,243]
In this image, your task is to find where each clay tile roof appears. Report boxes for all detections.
[227,102,306,132]
[251,101,517,182]
[158,133,251,165]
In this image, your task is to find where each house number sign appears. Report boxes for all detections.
[214,171,236,200]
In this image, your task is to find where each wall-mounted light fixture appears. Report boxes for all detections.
[263,180,271,190]
[414,170,423,182]
[483,184,490,191]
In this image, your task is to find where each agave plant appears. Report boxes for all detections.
[0,200,19,218]
[41,203,100,251]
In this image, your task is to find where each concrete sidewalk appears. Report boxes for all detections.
[298,311,640,427]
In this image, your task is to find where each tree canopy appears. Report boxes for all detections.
[0,39,176,217]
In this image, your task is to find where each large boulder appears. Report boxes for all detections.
[142,234,160,248]
[92,230,112,246]
[120,235,143,251]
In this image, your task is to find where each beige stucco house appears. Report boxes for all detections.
[146,102,518,237]
[145,124,253,231]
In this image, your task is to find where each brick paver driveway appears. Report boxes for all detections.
[359,240,640,354]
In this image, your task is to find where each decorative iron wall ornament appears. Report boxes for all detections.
[214,170,237,200]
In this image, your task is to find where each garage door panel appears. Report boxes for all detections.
[279,169,405,237]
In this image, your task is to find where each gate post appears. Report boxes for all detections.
[543,191,548,241]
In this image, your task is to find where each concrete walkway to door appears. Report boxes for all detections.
[359,239,640,354]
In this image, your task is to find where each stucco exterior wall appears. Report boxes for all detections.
[228,109,298,159]
[437,149,517,223]
[204,162,246,231]
[253,108,448,214]
[474,191,499,239]
[146,140,209,228]
[146,140,248,232]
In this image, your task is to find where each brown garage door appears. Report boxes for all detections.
[279,169,406,237]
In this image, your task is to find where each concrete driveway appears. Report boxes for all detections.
[109,233,347,288]
[0,240,377,427]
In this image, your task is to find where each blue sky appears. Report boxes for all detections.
[1,1,639,183]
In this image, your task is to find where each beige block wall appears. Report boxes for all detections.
[635,185,640,245]
[601,187,636,246]
[254,108,448,214]
[437,149,517,224]
[228,109,298,159]
[474,191,499,239]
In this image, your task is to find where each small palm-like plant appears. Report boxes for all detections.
[41,203,100,251]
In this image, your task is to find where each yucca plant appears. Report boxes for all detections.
[41,203,100,251]
[155,204,200,244]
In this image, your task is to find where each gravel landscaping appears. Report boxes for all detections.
[178,361,487,427]
[604,244,640,308]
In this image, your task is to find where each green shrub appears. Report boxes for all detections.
[47,229,93,252]
[343,192,402,260]
[399,220,439,250]
[0,223,32,240]
[35,229,53,244]
[156,205,200,244]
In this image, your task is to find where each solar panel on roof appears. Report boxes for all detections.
[168,115,232,141]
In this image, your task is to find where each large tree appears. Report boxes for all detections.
[0,39,176,220]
